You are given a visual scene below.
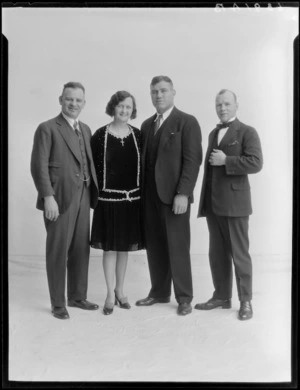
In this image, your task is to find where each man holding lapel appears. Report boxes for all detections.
[136,75,202,316]
[31,82,99,319]
[195,89,263,320]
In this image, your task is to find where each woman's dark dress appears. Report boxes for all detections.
[90,124,144,251]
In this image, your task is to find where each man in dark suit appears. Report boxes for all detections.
[195,89,263,320]
[31,81,99,319]
[136,75,202,316]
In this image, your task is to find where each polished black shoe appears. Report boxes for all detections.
[238,301,253,321]
[194,297,231,310]
[135,296,170,306]
[115,293,131,309]
[177,303,192,316]
[68,299,99,310]
[51,306,70,320]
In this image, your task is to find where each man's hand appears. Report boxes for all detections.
[172,194,188,215]
[44,196,59,221]
[209,149,226,166]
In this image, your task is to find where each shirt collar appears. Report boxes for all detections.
[155,105,174,122]
[218,116,236,126]
[61,111,80,128]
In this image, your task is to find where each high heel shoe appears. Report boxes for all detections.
[102,301,114,315]
[114,293,131,309]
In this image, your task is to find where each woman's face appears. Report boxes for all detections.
[114,97,133,123]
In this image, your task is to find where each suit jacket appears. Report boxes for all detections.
[141,106,202,204]
[198,118,263,218]
[31,113,98,214]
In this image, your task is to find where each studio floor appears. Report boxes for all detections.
[8,253,292,384]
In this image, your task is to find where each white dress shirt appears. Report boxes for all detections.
[217,117,236,145]
[61,112,80,131]
[154,106,174,129]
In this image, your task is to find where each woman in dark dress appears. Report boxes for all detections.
[90,91,144,315]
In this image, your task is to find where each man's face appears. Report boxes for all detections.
[59,87,86,119]
[150,81,175,114]
[215,91,238,123]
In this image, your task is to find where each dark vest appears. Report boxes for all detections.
[71,128,91,186]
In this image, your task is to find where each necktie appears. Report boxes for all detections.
[154,114,163,135]
[74,120,81,136]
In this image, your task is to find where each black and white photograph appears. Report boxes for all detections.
[2,3,298,385]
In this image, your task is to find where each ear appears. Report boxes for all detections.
[172,89,176,97]
[59,96,62,105]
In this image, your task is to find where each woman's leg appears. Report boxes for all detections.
[103,251,117,306]
[115,251,128,299]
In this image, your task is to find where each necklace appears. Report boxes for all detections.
[108,124,131,147]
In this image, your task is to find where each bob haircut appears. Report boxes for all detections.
[62,81,85,94]
[150,75,174,88]
[106,91,137,120]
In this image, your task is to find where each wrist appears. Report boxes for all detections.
[176,192,188,197]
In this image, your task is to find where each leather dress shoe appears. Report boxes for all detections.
[135,296,170,306]
[177,303,192,316]
[238,301,253,321]
[194,297,231,310]
[68,299,99,310]
[51,306,70,320]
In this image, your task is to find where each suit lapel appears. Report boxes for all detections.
[158,107,180,149]
[205,128,218,164]
[56,114,82,163]
[142,114,156,164]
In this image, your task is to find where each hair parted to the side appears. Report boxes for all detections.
[62,82,85,94]
[106,91,137,119]
[150,75,174,88]
[217,89,237,103]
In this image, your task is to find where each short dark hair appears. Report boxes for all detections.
[105,91,137,119]
[150,75,174,88]
[62,82,85,94]
[217,89,237,103]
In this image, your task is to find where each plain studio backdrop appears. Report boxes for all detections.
[2,5,298,384]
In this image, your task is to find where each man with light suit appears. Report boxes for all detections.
[136,76,202,316]
[31,82,99,319]
[195,89,263,320]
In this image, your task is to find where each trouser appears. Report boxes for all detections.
[144,174,193,304]
[206,212,252,302]
[44,183,91,307]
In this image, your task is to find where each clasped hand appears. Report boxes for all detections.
[209,149,226,166]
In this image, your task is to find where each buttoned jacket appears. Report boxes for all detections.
[141,106,202,204]
[198,118,263,217]
[31,113,98,214]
